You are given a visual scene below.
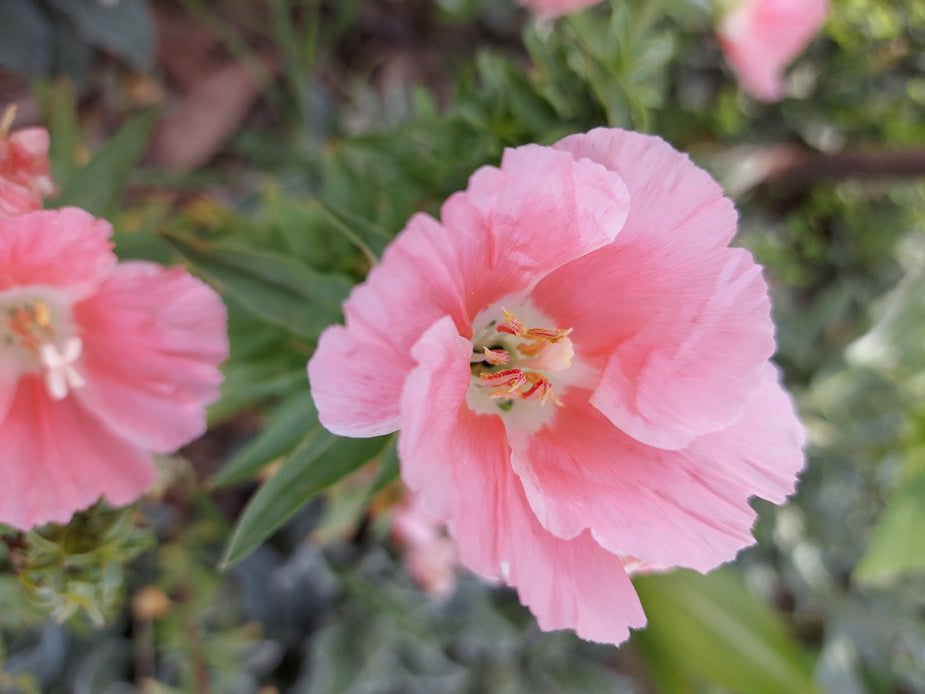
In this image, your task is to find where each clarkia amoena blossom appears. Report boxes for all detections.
[308,127,805,645]
[0,106,56,220]
[0,208,227,529]
[718,0,830,102]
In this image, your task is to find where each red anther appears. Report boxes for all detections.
[482,347,509,365]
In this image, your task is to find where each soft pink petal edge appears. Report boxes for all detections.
[74,261,227,453]
[0,376,157,530]
[509,362,805,573]
[0,208,115,295]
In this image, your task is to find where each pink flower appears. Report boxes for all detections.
[718,0,830,102]
[392,492,458,598]
[519,0,603,19]
[0,208,227,529]
[308,127,805,645]
[0,108,56,219]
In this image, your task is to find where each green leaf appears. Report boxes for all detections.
[854,474,925,585]
[164,234,352,340]
[34,80,84,188]
[220,433,390,569]
[55,109,158,217]
[633,568,819,694]
[367,439,400,498]
[212,391,319,488]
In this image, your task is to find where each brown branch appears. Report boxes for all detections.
[761,145,925,187]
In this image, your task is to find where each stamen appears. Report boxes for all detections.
[482,347,509,365]
[480,368,527,398]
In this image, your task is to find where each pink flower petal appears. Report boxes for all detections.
[588,248,773,448]
[309,324,405,437]
[718,0,830,102]
[399,317,646,644]
[509,369,804,573]
[0,376,157,529]
[0,179,42,219]
[74,262,228,453]
[310,145,628,436]
[0,209,115,295]
[533,130,772,447]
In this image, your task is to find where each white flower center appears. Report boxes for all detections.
[0,286,85,400]
[465,299,591,432]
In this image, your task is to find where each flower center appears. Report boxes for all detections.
[467,303,576,427]
[0,287,85,400]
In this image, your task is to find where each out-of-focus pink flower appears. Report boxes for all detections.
[392,492,458,598]
[308,127,805,645]
[0,108,56,219]
[0,208,227,529]
[718,0,829,102]
[520,0,603,19]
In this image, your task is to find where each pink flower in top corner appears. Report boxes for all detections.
[718,0,830,102]
[392,492,458,598]
[0,107,56,220]
[520,0,604,20]
[0,208,228,530]
[307,127,805,645]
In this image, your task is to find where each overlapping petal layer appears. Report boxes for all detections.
[310,145,629,436]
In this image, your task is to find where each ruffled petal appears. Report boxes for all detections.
[310,145,628,436]
[399,317,646,644]
[0,208,114,295]
[533,129,772,447]
[589,248,774,448]
[74,262,227,453]
[554,128,737,251]
[0,376,157,530]
[510,372,803,574]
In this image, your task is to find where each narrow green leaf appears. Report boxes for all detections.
[220,433,390,569]
[165,233,351,340]
[212,391,319,488]
[633,568,818,694]
[34,80,83,189]
[854,475,925,585]
[367,438,400,498]
[55,109,158,216]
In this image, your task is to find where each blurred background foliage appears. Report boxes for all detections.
[1,0,924,691]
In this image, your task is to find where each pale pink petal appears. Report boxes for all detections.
[535,130,772,447]
[689,363,805,504]
[554,128,737,251]
[509,373,804,574]
[520,0,603,18]
[0,376,157,530]
[398,317,646,644]
[310,145,628,436]
[308,324,405,437]
[0,179,42,219]
[0,209,114,294]
[9,128,50,161]
[74,262,227,453]
[718,0,830,102]
[588,248,774,448]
